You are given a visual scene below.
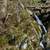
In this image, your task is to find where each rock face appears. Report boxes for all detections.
[41,0,47,3]
[0,0,7,19]
[0,0,6,34]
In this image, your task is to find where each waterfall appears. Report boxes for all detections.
[34,14,47,49]
[34,14,47,33]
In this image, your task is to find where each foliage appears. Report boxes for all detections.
[0,0,48,50]
[0,36,7,46]
[32,0,41,4]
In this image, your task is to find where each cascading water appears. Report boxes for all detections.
[34,14,47,33]
[34,13,47,49]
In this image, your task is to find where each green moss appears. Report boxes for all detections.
[0,36,7,46]
[32,0,41,4]
[6,48,9,50]
[10,48,14,50]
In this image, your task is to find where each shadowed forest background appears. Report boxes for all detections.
[0,0,50,50]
